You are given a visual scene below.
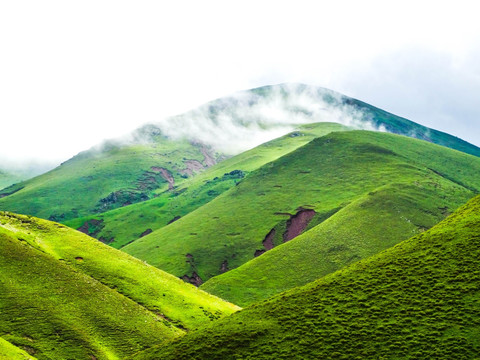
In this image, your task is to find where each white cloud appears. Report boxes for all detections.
[0,0,479,164]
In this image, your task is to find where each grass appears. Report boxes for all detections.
[201,181,475,306]
[0,129,222,222]
[135,194,480,360]
[0,212,238,359]
[2,83,479,243]
[64,122,349,248]
[0,169,22,191]
[124,130,480,288]
[0,337,37,360]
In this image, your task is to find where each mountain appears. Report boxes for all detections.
[1,83,478,228]
[65,122,349,248]
[0,161,57,190]
[0,126,223,222]
[135,194,480,359]
[124,130,480,291]
[0,168,21,190]
[0,212,238,359]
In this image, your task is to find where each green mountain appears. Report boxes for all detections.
[0,212,238,359]
[1,83,478,234]
[0,161,58,191]
[0,169,21,190]
[65,122,349,248]
[0,125,223,222]
[135,194,480,360]
[124,130,480,291]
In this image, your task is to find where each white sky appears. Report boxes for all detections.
[1,0,479,164]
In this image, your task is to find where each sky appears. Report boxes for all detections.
[1,0,479,166]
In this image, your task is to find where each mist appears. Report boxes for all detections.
[142,83,379,155]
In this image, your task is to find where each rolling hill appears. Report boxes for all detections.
[1,83,478,233]
[135,194,480,359]
[0,169,21,190]
[65,122,350,248]
[0,212,238,359]
[124,130,480,291]
[0,125,223,222]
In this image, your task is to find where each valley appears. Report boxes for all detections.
[1,84,479,359]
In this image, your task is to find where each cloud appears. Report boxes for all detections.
[1,1,479,166]
[135,84,379,154]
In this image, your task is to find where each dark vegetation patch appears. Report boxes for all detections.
[220,260,229,273]
[167,216,181,225]
[48,213,66,222]
[95,190,149,213]
[140,229,153,237]
[181,272,203,287]
[183,253,203,286]
[0,184,24,198]
[77,219,104,237]
[254,249,265,257]
[98,236,114,244]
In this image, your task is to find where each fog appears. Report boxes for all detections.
[148,84,380,154]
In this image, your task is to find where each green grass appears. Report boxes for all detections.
[135,194,480,359]
[0,212,238,359]
[0,169,22,190]
[2,83,479,239]
[0,337,37,360]
[65,122,349,248]
[0,129,222,222]
[124,130,480,288]
[201,181,475,306]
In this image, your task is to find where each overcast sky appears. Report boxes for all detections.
[1,0,479,165]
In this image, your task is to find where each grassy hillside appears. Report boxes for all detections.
[135,194,480,360]
[0,169,22,190]
[0,338,36,360]
[201,181,474,306]
[0,212,238,359]
[124,130,480,287]
[65,122,349,248]
[0,126,223,222]
[2,84,478,229]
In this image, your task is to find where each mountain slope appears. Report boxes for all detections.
[164,83,480,157]
[0,126,222,222]
[0,338,36,360]
[135,194,480,360]
[65,122,349,248]
[0,169,21,191]
[1,83,478,228]
[124,130,480,286]
[0,212,238,359]
[201,181,473,306]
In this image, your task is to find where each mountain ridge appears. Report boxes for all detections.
[135,194,480,359]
